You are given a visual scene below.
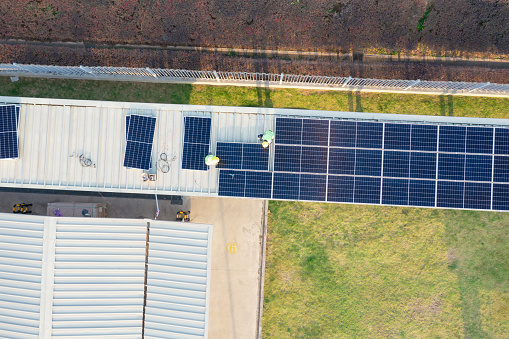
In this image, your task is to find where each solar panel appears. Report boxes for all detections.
[242,144,269,171]
[355,150,382,176]
[438,153,465,181]
[302,119,329,146]
[385,124,411,150]
[495,128,509,155]
[494,156,509,182]
[274,145,301,172]
[300,146,328,173]
[464,182,491,210]
[216,142,242,170]
[123,115,156,170]
[218,170,246,197]
[409,180,435,207]
[272,172,300,200]
[182,117,211,171]
[299,174,326,201]
[0,105,20,159]
[356,122,383,149]
[327,175,354,203]
[354,177,381,204]
[382,178,409,206]
[466,127,493,154]
[245,171,272,198]
[383,151,410,178]
[411,125,437,151]
[493,184,509,210]
[439,126,466,153]
[329,148,355,175]
[437,181,464,208]
[465,155,492,182]
[330,121,356,148]
[276,118,302,144]
[410,152,436,179]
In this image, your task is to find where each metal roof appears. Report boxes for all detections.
[2,96,509,197]
[0,213,212,339]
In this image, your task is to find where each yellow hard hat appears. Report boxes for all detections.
[262,141,269,148]
[213,156,219,163]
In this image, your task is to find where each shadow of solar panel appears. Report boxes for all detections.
[218,170,246,197]
[242,144,269,171]
[127,115,156,143]
[438,153,465,180]
[437,181,464,208]
[184,117,211,144]
[439,126,466,153]
[274,145,301,172]
[409,180,435,207]
[0,132,18,159]
[272,172,300,200]
[355,149,382,176]
[465,155,492,182]
[245,171,272,198]
[123,142,152,170]
[495,128,509,155]
[302,119,329,146]
[276,117,302,144]
[493,184,509,210]
[216,142,242,170]
[329,148,355,175]
[410,152,436,179]
[299,174,326,201]
[493,156,509,182]
[327,175,354,202]
[382,178,409,205]
[383,151,410,178]
[354,177,380,204]
[466,127,493,154]
[330,120,356,148]
[301,146,328,173]
[384,124,411,150]
[464,182,491,210]
[411,125,437,152]
[182,143,208,171]
[356,122,383,149]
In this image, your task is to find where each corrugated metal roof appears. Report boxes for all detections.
[0,213,212,338]
[3,96,509,197]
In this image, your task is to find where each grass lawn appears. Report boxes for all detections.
[1,76,508,337]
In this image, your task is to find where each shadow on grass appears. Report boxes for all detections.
[439,95,454,116]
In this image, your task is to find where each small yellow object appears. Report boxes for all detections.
[262,141,269,148]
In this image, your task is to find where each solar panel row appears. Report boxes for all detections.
[0,105,20,159]
[216,142,269,171]
[182,117,211,171]
[123,115,156,170]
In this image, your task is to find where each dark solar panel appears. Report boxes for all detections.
[437,181,464,208]
[355,150,382,176]
[384,124,411,150]
[383,151,410,178]
[182,143,208,171]
[438,153,465,181]
[182,116,211,171]
[409,152,436,179]
[123,142,153,170]
[465,155,492,182]
[493,156,509,182]
[354,177,381,204]
[216,142,242,170]
[275,118,302,144]
[409,180,435,207]
[330,121,356,148]
[327,175,354,203]
[299,174,326,201]
[356,122,383,149]
[0,132,18,159]
[245,171,272,198]
[439,126,466,153]
[300,146,328,173]
[123,115,156,170]
[466,127,493,154]
[302,119,329,146]
[464,182,491,210]
[127,115,156,143]
[218,170,246,197]
[274,145,301,172]
[411,124,437,152]
[382,178,409,206]
[272,172,300,200]
[493,184,509,210]
[495,128,509,155]
[0,105,20,159]
[242,144,269,171]
[328,148,355,175]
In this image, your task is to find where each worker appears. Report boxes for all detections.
[204,154,220,166]
[260,130,275,148]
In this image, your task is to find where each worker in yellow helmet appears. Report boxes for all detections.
[259,130,275,148]
[204,153,220,166]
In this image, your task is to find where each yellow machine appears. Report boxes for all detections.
[176,210,190,222]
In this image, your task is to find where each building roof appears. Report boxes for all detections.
[0,213,212,339]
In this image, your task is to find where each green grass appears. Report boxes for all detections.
[2,76,508,337]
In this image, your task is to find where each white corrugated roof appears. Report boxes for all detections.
[3,96,509,197]
[0,213,212,339]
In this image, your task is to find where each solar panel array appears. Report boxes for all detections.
[123,115,156,170]
[0,105,20,159]
[218,117,509,211]
[182,117,212,171]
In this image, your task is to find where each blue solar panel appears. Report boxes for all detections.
[182,143,208,171]
[411,124,437,152]
[466,127,493,154]
[439,126,466,153]
[184,117,211,144]
[0,105,20,159]
[465,155,492,182]
[382,178,408,205]
[127,115,156,143]
[273,172,300,200]
[301,146,328,173]
[437,181,464,208]
[495,128,509,155]
[299,174,326,201]
[493,156,509,182]
[242,144,269,171]
[354,177,380,204]
[327,175,354,202]
[216,142,242,170]
[182,117,211,171]
[302,119,329,146]
[328,148,355,175]
[245,171,272,198]
[385,124,411,150]
[276,118,302,144]
[356,122,383,149]
[218,170,246,197]
[355,150,382,176]
[274,145,301,172]
[409,152,436,179]
[330,121,356,148]
[383,151,409,178]
[464,182,491,210]
[409,180,435,207]
[123,142,153,170]
[493,184,509,210]
[438,153,465,181]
